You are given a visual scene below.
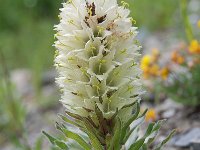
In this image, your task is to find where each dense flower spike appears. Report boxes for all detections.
[55,0,142,121]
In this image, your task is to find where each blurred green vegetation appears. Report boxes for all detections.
[127,0,180,30]
[0,0,62,70]
[0,0,63,96]
[162,64,200,106]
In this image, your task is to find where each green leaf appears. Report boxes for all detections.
[82,117,105,144]
[83,119,103,150]
[144,122,155,138]
[56,126,91,150]
[105,134,112,148]
[121,102,140,141]
[123,114,146,144]
[141,144,148,150]
[54,140,68,150]
[42,131,57,145]
[58,114,82,128]
[154,129,176,150]
[152,120,166,132]
[121,101,137,110]
[65,111,82,121]
[80,118,105,150]
[64,111,88,132]
[129,138,145,150]
[138,109,148,119]
[42,131,68,150]
[123,126,136,144]
[108,117,122,150]
[85,128,103,150]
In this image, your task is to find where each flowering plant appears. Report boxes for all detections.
[43,0,175,149]
[141,28,200,106]
[140,0,200,105]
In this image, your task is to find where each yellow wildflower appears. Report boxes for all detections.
[177,56,185,64]
[189,40,200,54]
[141,55,151,66]
[145,108,157,122]
[149,64,160,76]
[160,67,170,80]
[171,51,185,64]
[140,55,152,74]
[141,54,161,78]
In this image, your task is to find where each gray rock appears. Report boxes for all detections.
[191,139,200,150]
[162,109,176,119]
[10,69,33,96]
[173,128,200,148]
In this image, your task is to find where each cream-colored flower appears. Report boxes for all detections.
[55,0,142,123]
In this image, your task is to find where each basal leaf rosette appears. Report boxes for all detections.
[55,0,142,122]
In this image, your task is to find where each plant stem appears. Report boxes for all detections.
[180,0,193,42]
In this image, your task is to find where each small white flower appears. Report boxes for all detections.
[55,0,142,123]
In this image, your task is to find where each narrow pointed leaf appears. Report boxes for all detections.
[85,129,103,150]
[83,117,105,143]
[121,102,140,141]
[144,122,155,138]
[42,131,57,145]
[108,117,121,150]
[61,128,91,150]
[123,126,137,144]
[154,129,176,150]
[55,140,68,150]
[58,114,83,128]
[129,138,145,150]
